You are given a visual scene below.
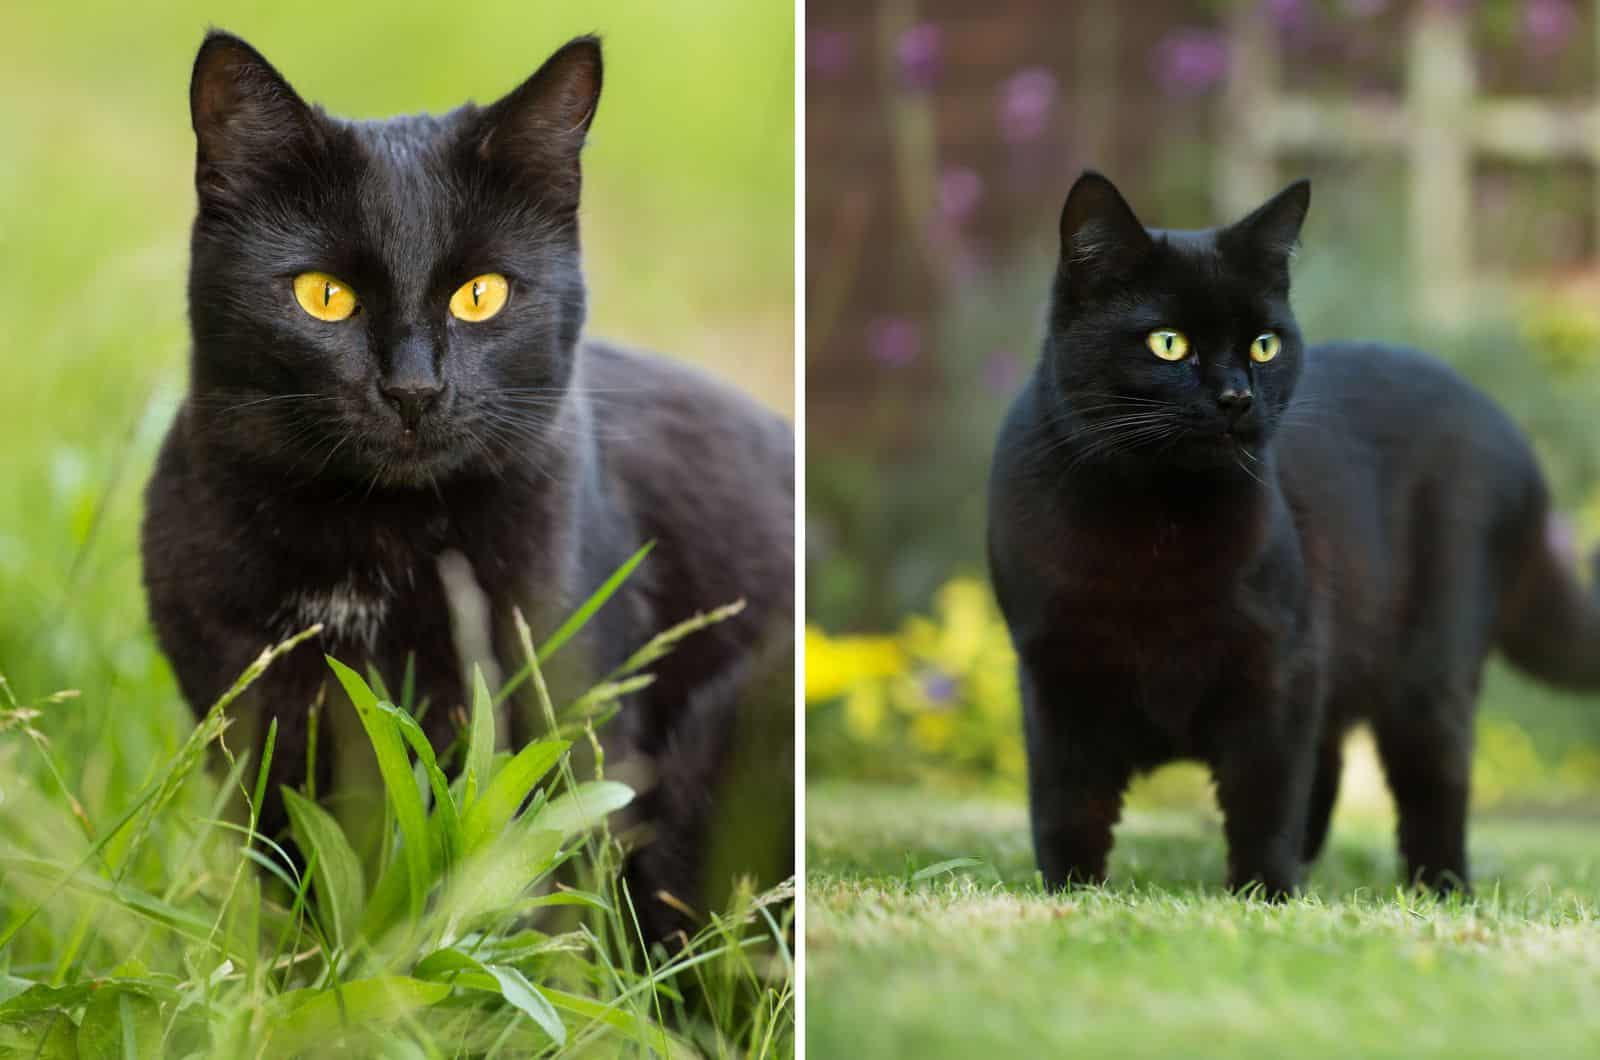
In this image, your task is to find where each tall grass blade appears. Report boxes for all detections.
[377,701,462,869]
[495,540,655,705]
[485,963,566,1047]
[464,667,495,809]
[326,658,430,923]
[532,781,634,837]
[281,788,366,952]
[459,739,568,855]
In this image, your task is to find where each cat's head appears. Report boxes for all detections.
[184,31,602,489]
[1042,171,1310,473]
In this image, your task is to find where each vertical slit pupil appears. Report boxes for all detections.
[323,281,332,308]
[473,281,483,307]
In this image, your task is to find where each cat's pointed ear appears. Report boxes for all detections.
[190,31,320,202]
[473,36,603,213]
[1220,179,1311,266]
[1058,171,1153,298]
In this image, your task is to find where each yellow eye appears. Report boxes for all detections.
[1146,329,1190,361]
[1250,332,1282,363]
[449,273,509,322]
[293,272,359,322]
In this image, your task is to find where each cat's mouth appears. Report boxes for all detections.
[343,417,475,487]
[1192,417,1264,444]
[1225,423,1264,445]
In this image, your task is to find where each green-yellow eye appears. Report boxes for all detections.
[1250,332,1282,363]
[293,272,359,322]
[1146,329,1190,361]
[449,273,509,322]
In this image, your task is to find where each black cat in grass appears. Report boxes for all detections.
[987,172,1600,897]
[141,32,793,942]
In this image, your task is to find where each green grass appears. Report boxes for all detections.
[1,575,793,1056]
[807,782,1600,1059]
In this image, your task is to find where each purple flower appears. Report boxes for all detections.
[867,316,921,367]
[1266,0,1309,33]
[983,350,1024,396]
[937,167,983,225]
[897,23,943,91]
[1547,514,1579,565]
[999,67,1058,145]
[808,28,854,81]
[1524,0,1577,58]
[1342,0,1389,16]
[1154,30,1229,97]
[920,668,957,705]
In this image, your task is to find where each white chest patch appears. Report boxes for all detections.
[282,579,390,651]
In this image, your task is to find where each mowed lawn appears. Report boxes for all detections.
[806,782,1600,1059]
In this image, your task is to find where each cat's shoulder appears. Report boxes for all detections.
[1304,340,1465,386]
[579,338,791,453]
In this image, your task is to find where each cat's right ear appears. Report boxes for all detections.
[190,31,320,203]
[1057,171,1153,298]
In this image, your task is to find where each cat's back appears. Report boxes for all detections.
[1283,341,1541,496]
[580,339,794,617]
[1292,344,1529,464]
[581,338,792,501]
[1277,342,1547,665]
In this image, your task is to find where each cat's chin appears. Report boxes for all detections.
[341,430,485,489]
[1161,429,1269,473]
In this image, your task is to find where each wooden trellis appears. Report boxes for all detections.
[1217,1,1600,327]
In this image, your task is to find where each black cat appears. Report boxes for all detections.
[141,32,793,942]
[987,171,1600,897]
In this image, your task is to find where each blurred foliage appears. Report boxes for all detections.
[807,578,1022,784]
[807,575,1600,809]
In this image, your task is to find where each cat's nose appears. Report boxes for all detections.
[382,381,443,429]
[1217,388,1254,424]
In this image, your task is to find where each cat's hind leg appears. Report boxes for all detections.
[1373,703,1473,893]
[1376,539,1494,894]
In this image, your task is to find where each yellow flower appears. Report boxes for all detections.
[805,624,904,703]
[911,710,955,753]
[845,682,890,740]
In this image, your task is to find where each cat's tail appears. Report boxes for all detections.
[1499,514,1600,691]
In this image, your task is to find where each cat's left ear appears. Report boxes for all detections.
[1220,179,1311,269]
[473,36,603,213]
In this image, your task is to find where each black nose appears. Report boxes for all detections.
[382,381,443,429]
[1217,388,1254,424]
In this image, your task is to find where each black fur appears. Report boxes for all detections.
[987,171,1600,897]
[142,31,793,942]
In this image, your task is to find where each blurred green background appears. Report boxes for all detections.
[0,1,793,813]
[806,0,1600,807]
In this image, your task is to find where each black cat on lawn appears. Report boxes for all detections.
[142,32,793,943]
[987,172,1600,896]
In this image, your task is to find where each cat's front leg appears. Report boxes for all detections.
[1210,680,1322,899]
[1021,668,1133,889]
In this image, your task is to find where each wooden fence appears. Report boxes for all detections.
[1219,1,1600,327]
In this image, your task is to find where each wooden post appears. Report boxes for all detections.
[1217,2,1279,220]
[1073,0,1120,175]
[1594,0,1600,257]
[1407,3,1474,328]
